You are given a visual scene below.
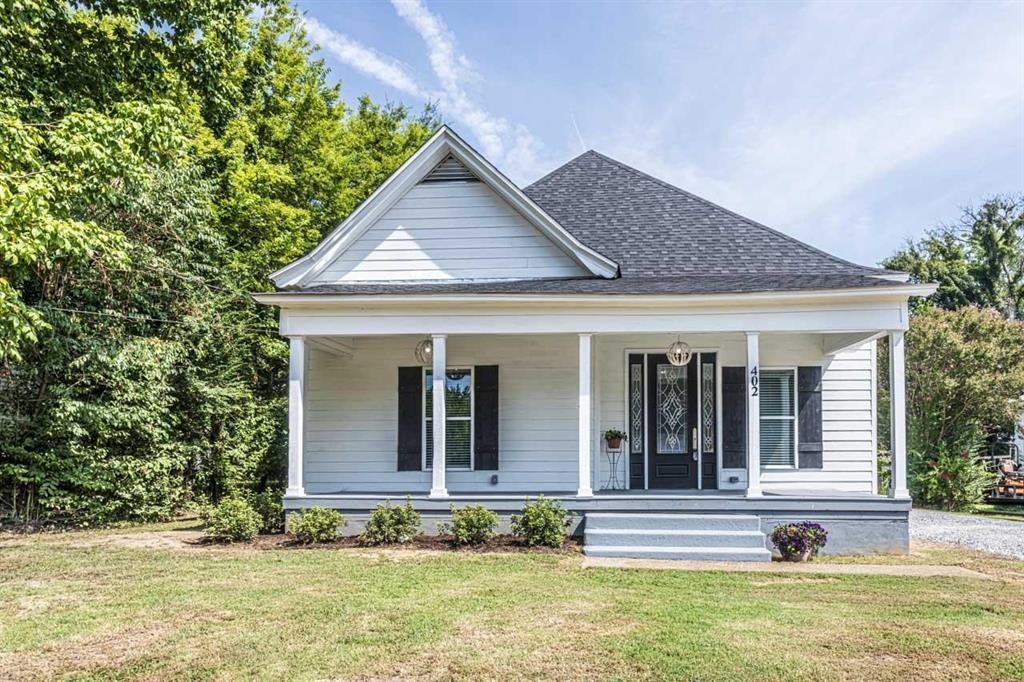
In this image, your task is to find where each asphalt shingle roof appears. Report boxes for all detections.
[523,150,894,280]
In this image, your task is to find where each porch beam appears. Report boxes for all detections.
[278,306,909,337]
[577,333,594,497]
[745,332,762,497]
[823,331,885,356]
[286,336,306,497]
[307,337,354,358]
[888,331,909,499]
[430,334,448,498]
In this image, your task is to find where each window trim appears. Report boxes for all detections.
[422,367,475,471]
[759,366,799,469]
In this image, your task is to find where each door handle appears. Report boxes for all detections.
[692,427,699,461]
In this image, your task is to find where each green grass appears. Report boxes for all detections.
[2,526,1024,681]
[970,502,1024,522]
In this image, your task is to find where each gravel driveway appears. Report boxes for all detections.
[910,508,1024,560]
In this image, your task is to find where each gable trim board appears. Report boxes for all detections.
[271,126,618,288]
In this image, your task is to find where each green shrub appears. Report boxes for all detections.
[511,496,572,547]
[910,437,997,511]
[203,498,261,542]
[360,497,421,545]
[249,490,284,534]
[292,507,344,544]
[440,504,497,546]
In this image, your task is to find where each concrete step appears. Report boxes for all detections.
[584,545,772,562]
[585,512,761,533]
[584,528,768,549]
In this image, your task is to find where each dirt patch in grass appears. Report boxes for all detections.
[1,610,235,681]
[1,622,174,681]
[354,599,642,681]
[794,620,1024,681]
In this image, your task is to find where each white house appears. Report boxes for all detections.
[256,127,936,560]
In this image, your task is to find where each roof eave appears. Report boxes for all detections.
[254,282,938,307]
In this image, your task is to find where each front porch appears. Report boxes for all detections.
[280,328,909,499]
[265,292,914,554]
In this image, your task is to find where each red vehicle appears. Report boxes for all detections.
[986,443,1023,503]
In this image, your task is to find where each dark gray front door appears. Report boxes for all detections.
[646,354,699,489]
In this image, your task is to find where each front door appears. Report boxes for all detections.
[646,354,699,488]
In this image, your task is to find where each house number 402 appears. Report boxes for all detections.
[749,366,759,397]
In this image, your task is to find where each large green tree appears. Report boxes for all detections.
[0,0,438,523]
[884,195,1024,319]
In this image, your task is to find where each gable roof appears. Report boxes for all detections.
[265,131,926,298]
[523,150,896,280]
[270,127,618,288]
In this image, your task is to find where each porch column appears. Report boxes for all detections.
[745,332,762,497]
[430,334,448,498]
[286,336,306,497]
[888,330,909,498]
[577,333,594,497]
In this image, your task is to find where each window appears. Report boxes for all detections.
[759,369,796,467]
[424,368,473,469]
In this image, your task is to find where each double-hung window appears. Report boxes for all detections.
[424,368,473,470]
[759,368,796,468]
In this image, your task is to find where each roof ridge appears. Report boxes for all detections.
[575,150,894,276]
[526,149,599,190]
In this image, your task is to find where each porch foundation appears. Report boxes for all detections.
[282,492,910,555]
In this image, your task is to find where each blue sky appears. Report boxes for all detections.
[296,0,1024,267]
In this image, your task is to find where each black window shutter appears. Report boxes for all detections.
[397,367,423,471]
[474,365,499,470]
[721,367,747,470]
[797,366,823,469]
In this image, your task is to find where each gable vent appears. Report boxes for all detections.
[421,155,479,183]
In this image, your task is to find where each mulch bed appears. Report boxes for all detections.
[205,533,583,554]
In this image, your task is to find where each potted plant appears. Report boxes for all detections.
[769,522,828,562]
[602,429,628,450]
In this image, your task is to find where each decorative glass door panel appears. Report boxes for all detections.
[656,364,688,453]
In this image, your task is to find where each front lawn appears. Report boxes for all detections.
[2,525,1023,681]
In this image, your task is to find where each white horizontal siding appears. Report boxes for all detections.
[594,334,877,494]
[761,342,876,493]
[310,182,585,283]
[303,335,579,493]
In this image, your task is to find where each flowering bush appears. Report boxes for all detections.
[910,438,997,511]
[769,522,828,561]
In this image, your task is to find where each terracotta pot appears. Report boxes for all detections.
[606,437,622,449]
[782,549,812,562]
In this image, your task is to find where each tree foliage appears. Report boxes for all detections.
[884,196,1024,319]
[903,306,1024,455]
[0,0,439,524]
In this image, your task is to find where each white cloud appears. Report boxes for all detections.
[301,16,429,99]
[303,3,553,182]
[598,1,1024,262]
[389,0,550,180]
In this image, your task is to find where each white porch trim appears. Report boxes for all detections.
[745,332,763,497]
[430,334,448,498]
[888,330,909,499]
[578,333,594,497]
[286,336,306,497]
